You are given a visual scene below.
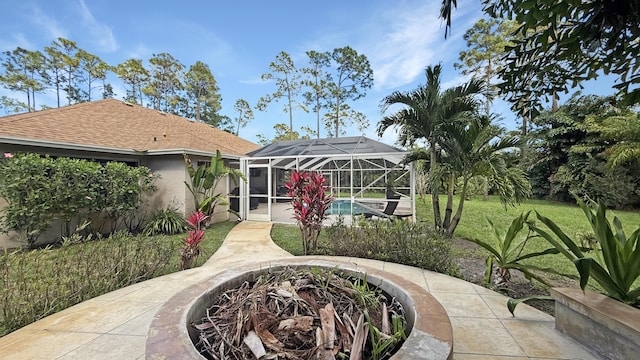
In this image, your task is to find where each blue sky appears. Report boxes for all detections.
[0,0,616,146]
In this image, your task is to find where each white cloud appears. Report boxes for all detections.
[77,0,118,52]
[365,4,442,91]
[30,5,67,40]
[364,0,484,92]
[291,1,475,93]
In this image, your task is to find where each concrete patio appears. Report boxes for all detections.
[0,221,599,359]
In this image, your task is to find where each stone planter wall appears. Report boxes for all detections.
[551,287,640,360]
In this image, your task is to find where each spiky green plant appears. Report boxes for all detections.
[532,197,640,305]
[463,211,559,286]
[143,206,188,235]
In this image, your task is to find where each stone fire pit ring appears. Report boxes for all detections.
[146,258,453,359]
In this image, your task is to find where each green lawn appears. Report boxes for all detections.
[271,223,329,256]
[416,195,640,283]
[417,195,640,242]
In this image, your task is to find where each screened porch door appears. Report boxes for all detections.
[246,164,271,221]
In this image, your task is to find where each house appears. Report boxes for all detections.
[0,99,259,248]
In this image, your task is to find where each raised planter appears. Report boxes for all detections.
[146,258,453,359]
[551,287,640,360]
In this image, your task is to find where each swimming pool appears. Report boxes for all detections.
[327,199,374,215]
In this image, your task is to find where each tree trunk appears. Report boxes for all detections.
[442,172,455,229]
[334,97,341,138]
[287,88,294,140]
[429,140,442,230]
[483,176,489,201]
[300,225,308,255]
[55,72,61,107]
[26,89,32,112]
[196,98,201,122]
[316,77,321,139]
[446,180,468,237]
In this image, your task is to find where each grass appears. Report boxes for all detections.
[270,224,305,256]
[4,196,638,335]
[416,195,640,284]
[270,224,328,256]
[417,195,640,241]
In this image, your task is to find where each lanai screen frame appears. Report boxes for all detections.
[239,137,415,222]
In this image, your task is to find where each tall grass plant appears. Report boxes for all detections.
[0,221,235,337]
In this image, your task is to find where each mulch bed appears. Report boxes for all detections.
[193,267,407,359]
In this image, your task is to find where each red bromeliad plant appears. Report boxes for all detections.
[284,170,333,254]
[179,210,209,270]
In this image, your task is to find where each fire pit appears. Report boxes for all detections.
[146,258,453,359]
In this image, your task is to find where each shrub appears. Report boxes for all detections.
[463,211,559,286]
[0,153,59,247]
[97,161,157,233]
[179,210,208,270]
[0,153,156,247]
[144,206,188,235]
[0,231,176,336]
[284,170,333,254]
[322,218,458,276]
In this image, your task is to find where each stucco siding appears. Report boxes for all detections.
[142,155,191,216]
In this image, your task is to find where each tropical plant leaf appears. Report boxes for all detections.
[484,256,493,284]
[464,237,503,260]
[503,211,530,253]
[612,216,627,247]
[533,213,583,258]
[573,258,592,291]
[534,197,640,303]
[184,151,247,218]
[507,295,553,316]
[514,247,560,261]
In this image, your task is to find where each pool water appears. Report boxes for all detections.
[327,200,372,215]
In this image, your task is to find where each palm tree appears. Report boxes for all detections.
[437,116,531,236]
[378,64,483,232]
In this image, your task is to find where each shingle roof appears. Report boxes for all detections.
[0,99,259,156]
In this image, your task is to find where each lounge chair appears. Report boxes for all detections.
[358,193,412,220]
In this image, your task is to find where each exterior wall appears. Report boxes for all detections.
[141,155,191,216]
[0,197,22,249]
[141,154,233,223]
[0,143,142,164]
